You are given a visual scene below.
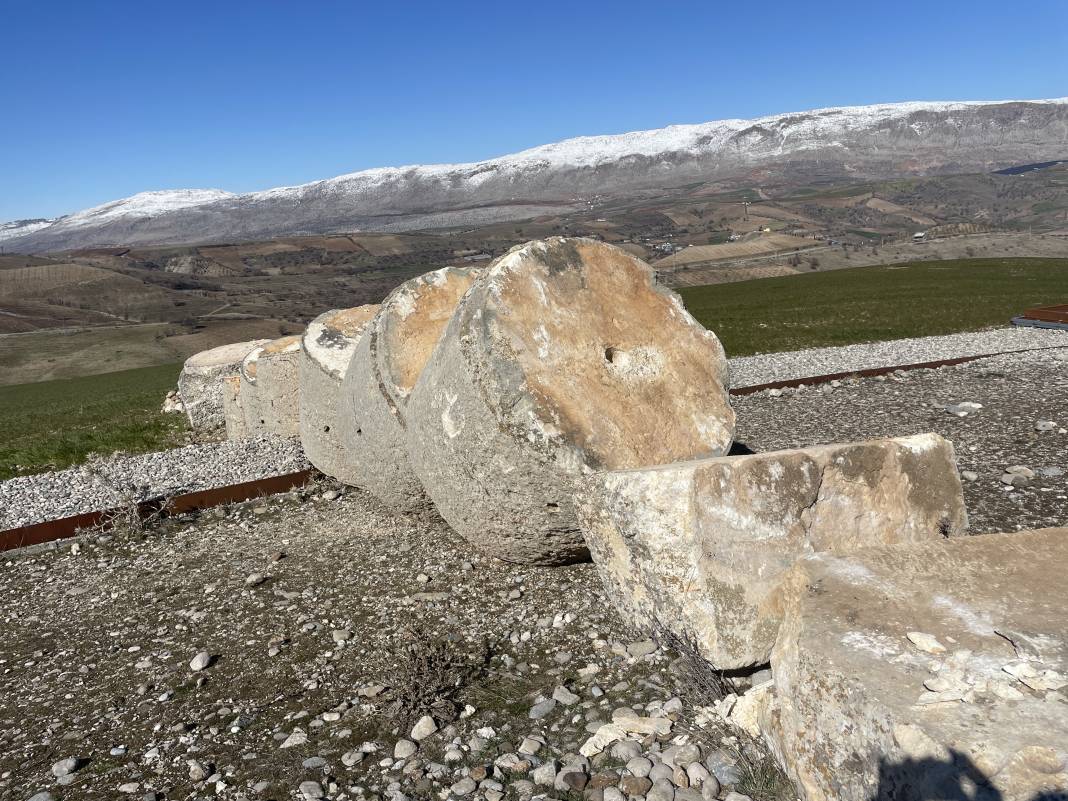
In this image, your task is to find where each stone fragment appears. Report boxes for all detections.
[299,305,379,482]
[408,238,734,565]
[763,528,1068,801]
[393,739,418,759]
[50,758,81,777]
[178,339,268,433]
[579,433,967,668]
[240,335,303,437]
[579,723,625,757]
[339,267,480,512]
[410,714,438,741]
[905,631,946,655]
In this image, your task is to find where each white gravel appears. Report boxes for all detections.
[728,327,1067,388]
[0,437,309,529]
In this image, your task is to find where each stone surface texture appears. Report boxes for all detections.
[222,375,248,440]
[240,335,303,438]
[762,528,1068,801]
[407,238,734,565]
[299,305,379,481]
[339,267,480,510]
[578,433,968,667]
[177,339,268,433]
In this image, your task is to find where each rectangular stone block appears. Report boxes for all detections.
[763,528,1068,801]
[577,433,967,668]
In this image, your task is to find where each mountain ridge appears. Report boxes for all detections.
[5,97,1068,253]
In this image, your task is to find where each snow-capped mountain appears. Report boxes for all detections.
[0,218,55,244]
[5,98,1067,253]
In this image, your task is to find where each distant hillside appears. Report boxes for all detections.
[4,98,1067,253]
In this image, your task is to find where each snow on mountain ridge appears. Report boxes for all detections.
[59,189,236,229]
[0,219,55,243]
[251,97,1068,200]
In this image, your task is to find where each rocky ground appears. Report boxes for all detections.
[0,485,778,801]
[1,346,1066,801]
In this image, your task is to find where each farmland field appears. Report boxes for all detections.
[680,257,1068,356]
[0,363,187,480]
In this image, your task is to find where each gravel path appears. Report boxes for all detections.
[728,326,1067,388]
[0,437,309,529]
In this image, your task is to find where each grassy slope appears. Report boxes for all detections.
[680,257,1068,357]
[0,363,188,480]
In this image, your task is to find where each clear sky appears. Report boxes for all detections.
[2,0,1065,221]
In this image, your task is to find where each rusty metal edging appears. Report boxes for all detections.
[0,469,317,553]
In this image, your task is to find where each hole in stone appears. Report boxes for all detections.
[604,346,618,364]
[355,428,362,436]
[323,425,331,433]
[546,502,559,509]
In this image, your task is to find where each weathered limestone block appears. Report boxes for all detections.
[177,339,267,433]
[577,433,967,668]
[339,267,481,510]
[407,238,734,565]
[240,335,302,438]
[763,528,1068,801]
[299,305,379,481]
[222,375,248,440]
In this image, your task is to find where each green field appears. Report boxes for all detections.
[681,257,1068,356]
[0,363,187,480]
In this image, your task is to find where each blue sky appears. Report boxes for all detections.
[2,0,1065,221]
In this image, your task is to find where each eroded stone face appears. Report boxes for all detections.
[477,238,734,469]
[379,267,481,405]
[302,306,379,379]
[222,375,247,440]
[240,335,303,437]
[577,434,968,667]
[300,306,379,481]
[763,528,1068,801]
[177,339,268,433]
[337,267,480,511]
[406,238,735,565]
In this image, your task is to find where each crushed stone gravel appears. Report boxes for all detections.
[728,327,1066,388]
[0,437,309,529]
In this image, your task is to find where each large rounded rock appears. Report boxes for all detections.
[406,237,735,565]
[178,339,268,434]
[299,305,379,480]
[338,266,481,511]
[240,335,303,438]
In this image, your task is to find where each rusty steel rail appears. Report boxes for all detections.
[0,469,318,554]
[730,345,1065,396]
[1014,304,1068,330]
